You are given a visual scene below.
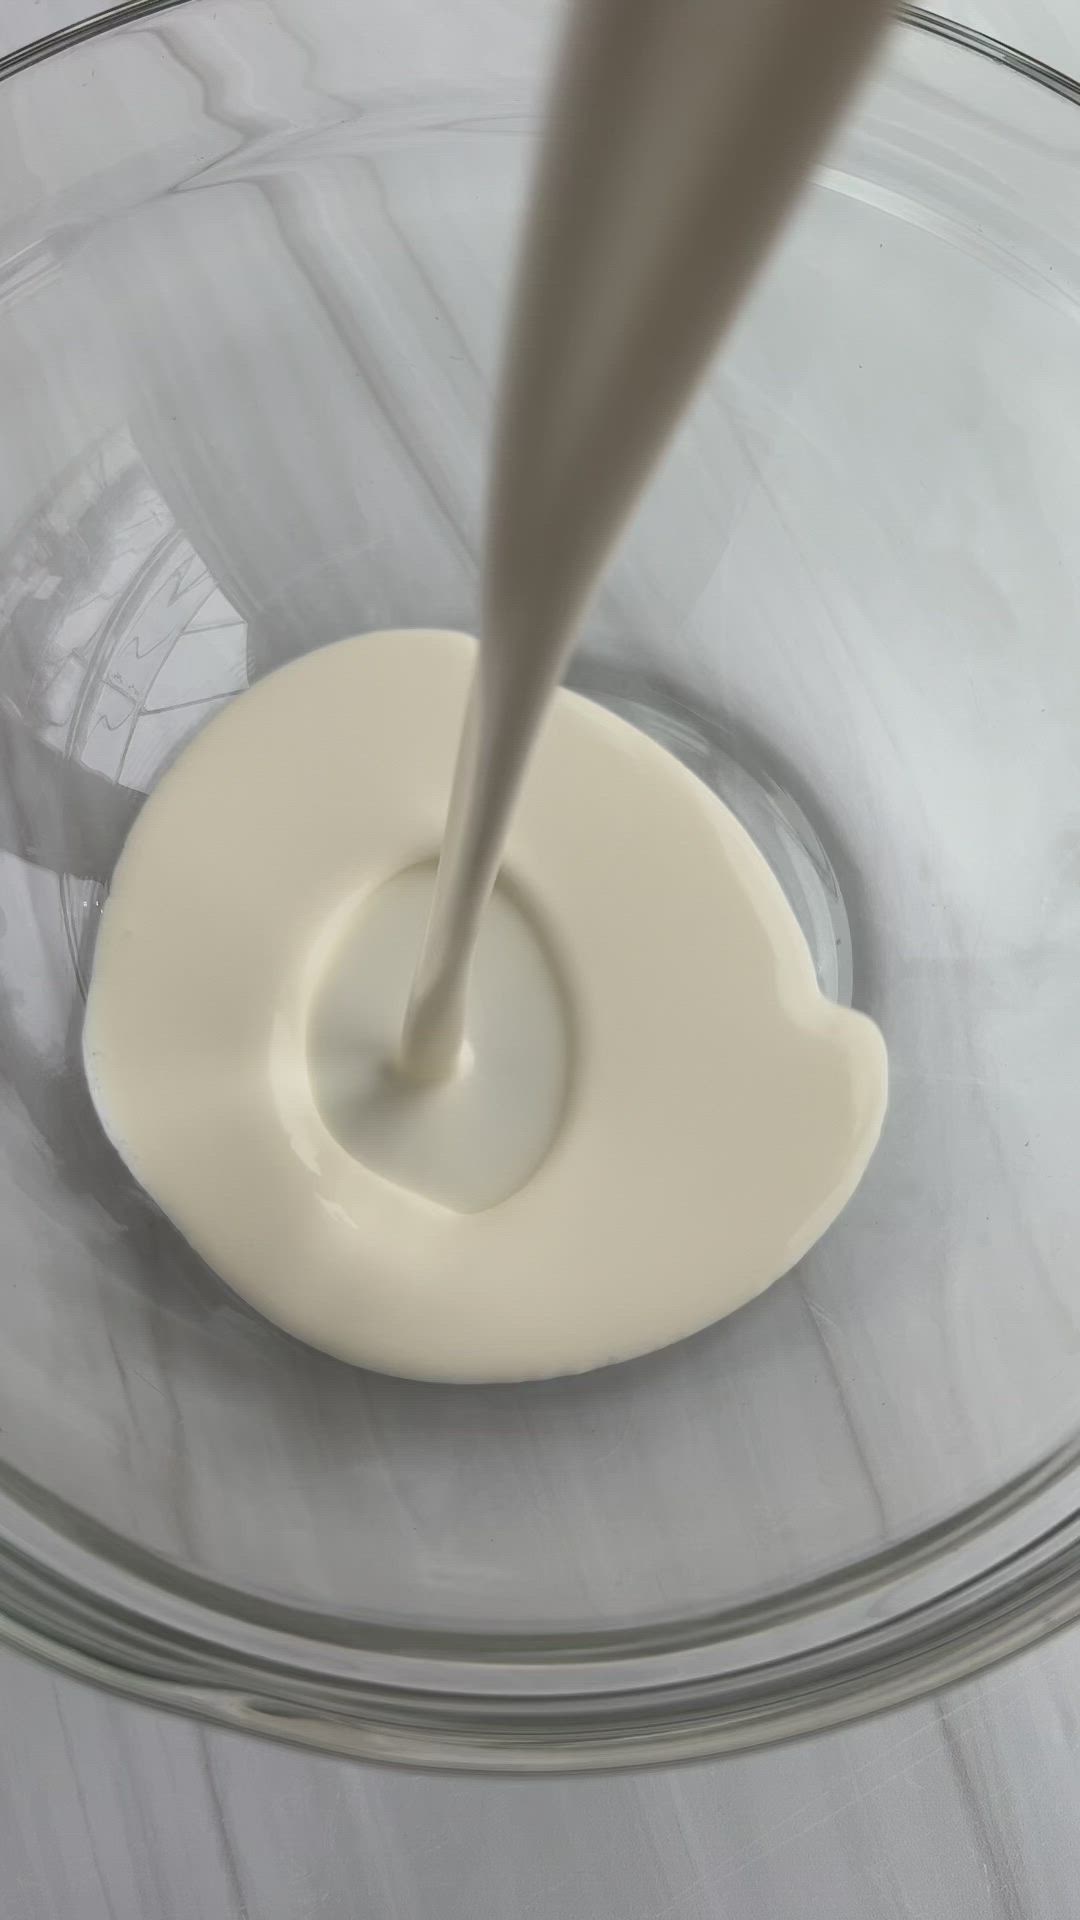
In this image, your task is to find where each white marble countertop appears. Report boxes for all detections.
[4,2,1080,1917]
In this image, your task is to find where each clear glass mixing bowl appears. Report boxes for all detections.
[2,0,1080,1769]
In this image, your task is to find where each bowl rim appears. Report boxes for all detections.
[2,0,1080,1770]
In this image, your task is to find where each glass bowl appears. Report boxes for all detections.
[2,0,1080,1770]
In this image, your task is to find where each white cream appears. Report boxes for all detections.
[85,0,892,1379]
[84,628,886,1383]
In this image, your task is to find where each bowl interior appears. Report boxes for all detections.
[2,3,1080,1651]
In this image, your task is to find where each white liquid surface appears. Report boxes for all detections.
[308,862,571,1213]
[85,628,887,1383]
